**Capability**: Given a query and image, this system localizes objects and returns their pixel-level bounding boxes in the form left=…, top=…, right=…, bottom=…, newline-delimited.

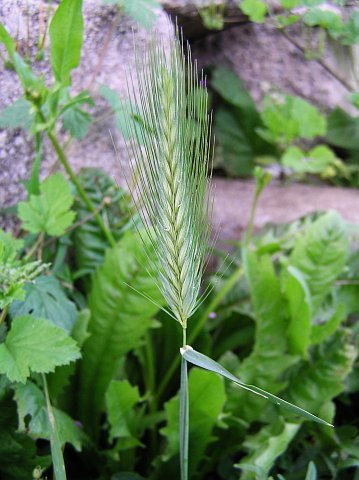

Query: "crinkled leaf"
left=18, top=172, right=76, bottom=236
left=79, top=231, right=163, bottom=435
left=49, top=0, right=83, bottom=85
left=14, top=381, right=85, bottom=451
left=286, top=329, right=356, bottom=418
left=161, top=368, right=226, bottom=477
left=0, top=97, right=34, bottom=131
left=289, top=211, right=348, bottom=316
left=0, top=315, right=80, bottom=383
left=240, top=249, right=295, bottom=399
left=9, top=275, right=78, bottom=333
left=105, top=380, right=141, bottom=442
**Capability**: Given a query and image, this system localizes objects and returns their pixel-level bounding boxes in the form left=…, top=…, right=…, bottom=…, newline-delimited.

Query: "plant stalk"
left=155, top=267, right=244, bottom=403
left=0, top=305, right=9, bottom=327
left=46, top=129, right=116, bottom=247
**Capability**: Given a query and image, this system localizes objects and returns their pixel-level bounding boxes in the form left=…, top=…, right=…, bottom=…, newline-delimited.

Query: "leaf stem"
left=155, top=267, right=244, bottom=403
left=42, top=374, right=67, bottom=480
left=0, top=305, right=9, bottom=327
left=46, top=128, right=116, bottom=247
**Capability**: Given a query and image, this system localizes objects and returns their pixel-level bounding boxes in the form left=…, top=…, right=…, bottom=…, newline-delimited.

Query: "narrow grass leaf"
left=181, top=347, right=333, bottom=427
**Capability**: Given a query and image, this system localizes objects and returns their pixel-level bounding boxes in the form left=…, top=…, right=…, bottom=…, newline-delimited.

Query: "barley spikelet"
left=126, top=35, right=213, bottom=328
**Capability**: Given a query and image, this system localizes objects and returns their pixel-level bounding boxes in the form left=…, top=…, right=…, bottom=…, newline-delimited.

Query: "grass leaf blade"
left=181, top=347, right=333, bottom=427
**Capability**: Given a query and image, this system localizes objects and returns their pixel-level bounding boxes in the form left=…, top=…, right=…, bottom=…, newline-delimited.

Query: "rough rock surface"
left=163, top=0, right=358, bottom=112
left=213, top=178, right=359, bottom=240
left=0, top=0, right=173, bottom=224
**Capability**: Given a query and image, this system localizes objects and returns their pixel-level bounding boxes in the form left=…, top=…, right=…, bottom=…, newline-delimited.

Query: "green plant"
left=124, top=35, right=333, bottom=480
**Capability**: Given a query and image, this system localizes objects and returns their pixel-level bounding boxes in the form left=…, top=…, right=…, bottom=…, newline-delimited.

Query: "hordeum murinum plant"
left=125, top=34, right=333, bottom=480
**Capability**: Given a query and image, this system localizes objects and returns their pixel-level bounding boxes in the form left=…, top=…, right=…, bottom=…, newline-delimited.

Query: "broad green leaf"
left=99, top=85, right=143, bottom=142
left=241, top=0, right=268, bottom=23
left=62, top=105, right=91, bottom=139
left=341, top=10, right=359, bottom=45
left=9, top=275, right=78, bottom=333
left=289, top=211, right=348, bottom=315
left=0, top=97, right=34, bottom=131
left=0, top=22, right=16, bottom=55
left=0, top=393, right=50, bottom=480
left=281, top=0, right=300, bottom=8
left=286, top=329, right=356, bottom=418
left=103, top=0, right=160, bottom=29
left=260, top=94, right=326, bottom=145
left=282, top=266, right=311, bottom=358
left=211, top=67, right=258, bottom=115
left=303, top=8, right=343, bottom=38
left=0, top=315, right=80, bottom=383
left=161, top=368, right=226, bottom=477
left=240, top=249, right=295, bottom=401
left=326, top=108, right=359, bottom=150
left=281, top=145, right=339, bottom=176
left=71, top=168, right=135, bottom=291
left=105, top=380, right=141, bottom=443
left=14, top=381, right=85, bottom=452
left=236, top=421, right=300, bottom=480
left=18, top=172, right=76, bottom=236
left=71, top=309, right=91, bottom=347
left=181, top=347, right=332, bottom=427
left=78, top=231, right=163, bottom=435
left=49, top=0, right=83, bottom=85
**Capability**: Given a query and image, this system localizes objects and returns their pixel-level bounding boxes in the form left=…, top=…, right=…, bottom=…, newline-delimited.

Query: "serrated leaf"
left=103, top=0, right=160, bottom=29
left=286, top=329, right=356, bottom=418
left=14, top=381, right=85, bottom=451
left=236, top=421, right=300, bottom=480
left=105, top=380, right=141, bottom=442
left=49, top=0, right=83, bottom=85
left=282, top=265, right=311, bottom=358
left=9, top=275, right=78, bottom=333
left=0, top=315, right=80, bottom=383
left=181, top=347, right=332, bottom=427
left=310, top=302, right=346, bottom=345
left=78, top=230, right=163, bottom=435
left=303, top=8, right=343, bottom=38
left=0, top=97, right=34, bottom=131
left=161, top=368, right=226, bottom=477
left=289, top=211, right=348, bottom=316
left=18, top=172, right=76, bottom=236
left=241, top=0, right=268, bottom=23
left=0, top=393, right=50, bottom=480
